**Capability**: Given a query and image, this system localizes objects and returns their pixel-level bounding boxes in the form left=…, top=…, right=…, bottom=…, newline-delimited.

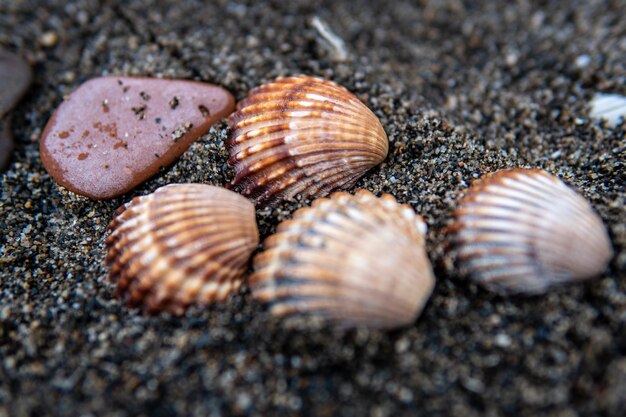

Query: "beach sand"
left=1, top=1, right=625, bottom=415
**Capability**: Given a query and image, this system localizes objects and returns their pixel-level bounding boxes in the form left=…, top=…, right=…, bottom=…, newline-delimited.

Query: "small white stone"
left=575, top=54, right=591, bottom=68
left=39, top=31, right=59, bottom=47
left=505, top=52, right=519, bottom=67
left=495, top=333, right=512, bottom=347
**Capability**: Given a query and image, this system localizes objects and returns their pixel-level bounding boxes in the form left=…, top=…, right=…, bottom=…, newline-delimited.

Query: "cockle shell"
left=105, top=184, right=259, bottom=314
left=449, top=168, right=613, bottom=294
left=250, top=189, right=435, bottom=329
left=226, top=75, right=389, bottom=206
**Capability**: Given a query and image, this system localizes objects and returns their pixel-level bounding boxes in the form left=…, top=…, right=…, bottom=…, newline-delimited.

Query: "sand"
left=1, top=0, right=625, bottom=416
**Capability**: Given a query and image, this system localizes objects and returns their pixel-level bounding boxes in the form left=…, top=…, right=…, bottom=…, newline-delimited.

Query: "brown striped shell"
left=226, top=75, right=388, bottom=206
left=250, top=189, right=435, bottom=329
left=449, top=168, right=613, bottom=294
left=105, top=184, right=259, bottom=314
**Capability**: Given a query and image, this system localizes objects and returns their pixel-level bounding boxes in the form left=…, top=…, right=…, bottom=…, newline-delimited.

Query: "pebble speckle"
left=1, top=1, right=625, bottom=416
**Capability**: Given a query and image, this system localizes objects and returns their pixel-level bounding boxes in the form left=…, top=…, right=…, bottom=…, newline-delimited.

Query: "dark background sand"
left=1, top=0, right=625, bottom=416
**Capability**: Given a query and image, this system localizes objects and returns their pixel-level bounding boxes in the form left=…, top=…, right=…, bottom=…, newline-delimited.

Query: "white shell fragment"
left=590, top=93, right=626, bottom=127
left=250, top=189, right=435, bottom=329
left=227, top=75, right=388, bottom=206
left=450, top=169, right=613, bottom=294
left=309, top=16, right=350, bottom=62
left=105, top=184, right=259, bottom=314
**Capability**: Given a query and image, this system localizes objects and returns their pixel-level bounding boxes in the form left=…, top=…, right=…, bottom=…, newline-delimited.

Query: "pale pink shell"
left=450, top=168, right=613, bottom=294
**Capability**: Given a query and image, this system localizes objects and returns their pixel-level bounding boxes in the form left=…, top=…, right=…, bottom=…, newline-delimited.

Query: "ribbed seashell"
left=105, top=184, right=259, bottom=314
left=250, top=189, right=435, bottom=329
left=590, top=93, right=626, bottom=127
left=226, top=75, right=388, bottom=206
left=449, top=168, right=613, bottom=294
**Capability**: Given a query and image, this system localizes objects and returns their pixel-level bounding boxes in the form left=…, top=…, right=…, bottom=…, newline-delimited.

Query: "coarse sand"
left=1, top=1, right=625, bottom=416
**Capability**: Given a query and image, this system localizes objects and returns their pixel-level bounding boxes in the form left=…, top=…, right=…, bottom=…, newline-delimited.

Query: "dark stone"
left=0, top=51, right=31, bottom=171
left=0, top=117, right=13, bottom=170
left=0, top=51, right=32, bottom=116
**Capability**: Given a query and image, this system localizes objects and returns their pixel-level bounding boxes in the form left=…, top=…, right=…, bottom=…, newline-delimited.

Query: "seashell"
left=105, top=184, right=259, bottom=314
left=250, top=189, right=435, bottom=329
left=226, top=75, right=388, bottom=206
left=589, top=93, right=626, bottom=127
left=449, top=168, right=613, bottom=294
